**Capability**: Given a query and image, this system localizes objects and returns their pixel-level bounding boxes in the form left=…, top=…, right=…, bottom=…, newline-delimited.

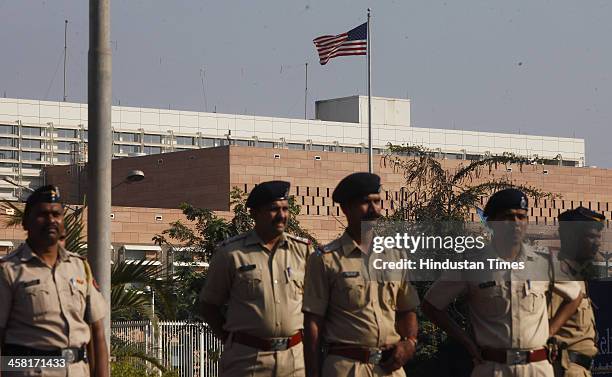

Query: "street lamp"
left=111, top=170, right=145, bottom=190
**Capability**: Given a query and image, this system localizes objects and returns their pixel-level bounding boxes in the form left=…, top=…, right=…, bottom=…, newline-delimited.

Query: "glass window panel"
left=21, top=139, right=42, bottom=149
left=0, top=125, right=14, bottom=135
left=56, top=154, right=72, bottom=163
left=0, top=150, right=16, bottom=159
left=176, top=136, right=194, bottom=146
left=258, top=141, right=274, bottom=148
left=21, top=127, right=41, bottom=136
left=144, top=146, right=161, bottom=155
left=201, top=138, right=215, bottom=147
left=144, top=134, right=162, bottom=144
left=288, top=143, right=305, bottom=150
left=22, top=152, right=42, bottom=160
left=0, top=138, right=15, bottom=147
left=57, top=129, right=77, bottom=138
left=310, top=144, right=324, bottom=151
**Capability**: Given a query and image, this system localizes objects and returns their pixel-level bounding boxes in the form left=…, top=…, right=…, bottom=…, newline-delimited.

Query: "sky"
left=1, top=0, right=611, bottom=167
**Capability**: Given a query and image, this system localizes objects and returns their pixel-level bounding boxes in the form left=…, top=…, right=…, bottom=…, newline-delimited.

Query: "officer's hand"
left=379, top=340, right=415, bottom=373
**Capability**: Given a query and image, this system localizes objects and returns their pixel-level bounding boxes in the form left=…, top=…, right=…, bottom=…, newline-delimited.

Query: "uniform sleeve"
left=0, top=265, right=12, bottom=328
left=87, top=280, right=108, bottom=324
left=396, top=280, right=420, bottom=312
left=553, top=280, right=582, bottom=301
left=199, top=249, right=232, bottom=306
left=424, top=270, right=468, bottom=310
left=302, top=253, right=329, bottom=316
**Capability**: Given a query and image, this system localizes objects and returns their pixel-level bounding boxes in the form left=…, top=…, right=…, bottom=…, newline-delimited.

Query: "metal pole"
left=88, top=0, right=112, bottom=351
left=304, top=62, right=308, bottom=120
left=63, top=20, right=68, bottom=102
left=367, top=9, right=373, bottom=173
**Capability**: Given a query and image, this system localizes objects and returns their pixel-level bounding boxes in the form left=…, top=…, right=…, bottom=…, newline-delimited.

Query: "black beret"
left=332, top=172, right=381, bottom=205
left=26, top=185, right=62, bottom=206
left=559, top=206, right=605, bottom=227
left=246, top=181, right=290, bottom=208
left=483, top=188, right=528, bottom=218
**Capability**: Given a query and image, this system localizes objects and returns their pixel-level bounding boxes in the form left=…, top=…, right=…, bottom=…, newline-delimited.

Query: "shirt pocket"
left=235, top=269, right=264, bottom=301
left=520, top=281, right=546, bottom=313
left=382, top=282, right=399, bottom=310
left=23, top=283, right=52, bottom=318
left=67, top=282, right=87, bottom=316
left=289, top=270, right=305, bottom=300
left=472, top=283, right=507, bottom=318
left=334, top=275, right=367, bottom=310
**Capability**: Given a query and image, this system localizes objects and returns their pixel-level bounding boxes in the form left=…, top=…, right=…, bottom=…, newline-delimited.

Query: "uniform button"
left=276, top=300, right=281, bottom=303
left=276, top=322, right=280, bottom=326
left=274, top=280, right=278, bottom=284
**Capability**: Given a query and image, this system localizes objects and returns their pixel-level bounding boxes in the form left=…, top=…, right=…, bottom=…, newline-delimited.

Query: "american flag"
left=313, top=23, right=367, bottom=65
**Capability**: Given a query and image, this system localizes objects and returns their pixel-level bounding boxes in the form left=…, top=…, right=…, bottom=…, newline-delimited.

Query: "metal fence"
left=112, top=321, right=223, bottom=377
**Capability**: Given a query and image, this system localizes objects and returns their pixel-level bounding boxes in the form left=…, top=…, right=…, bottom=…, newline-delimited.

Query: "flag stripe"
left=313, top=23, right=367, bottom=65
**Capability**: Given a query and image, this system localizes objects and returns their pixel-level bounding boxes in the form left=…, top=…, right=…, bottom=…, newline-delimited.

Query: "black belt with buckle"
left=567, top=350, right=594, bottom=370
left=2, top=343, right=87, bottom=364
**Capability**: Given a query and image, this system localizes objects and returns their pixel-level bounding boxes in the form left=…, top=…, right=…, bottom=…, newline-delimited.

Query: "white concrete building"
left=0, top=96, right=585, bottom=200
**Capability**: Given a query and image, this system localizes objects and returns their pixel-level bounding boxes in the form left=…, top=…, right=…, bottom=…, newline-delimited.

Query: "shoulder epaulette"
left=287, top=234, right=312, bottom=245
left=217, top=233, right=248, bottom=248
left=320, top=238, right=342, bottom=254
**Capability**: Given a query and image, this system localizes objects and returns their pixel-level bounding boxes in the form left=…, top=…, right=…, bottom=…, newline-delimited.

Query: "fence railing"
left=112, top=321, right=223, bottom=377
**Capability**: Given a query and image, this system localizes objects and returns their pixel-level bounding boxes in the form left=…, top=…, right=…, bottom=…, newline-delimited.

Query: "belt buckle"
left=506, top=350, right=527, bottom=365
left=368, top=350, right=383, bottom=365
left=61, top=348, right=76, bottom=364
left=270, top=338, right=289, bottom=351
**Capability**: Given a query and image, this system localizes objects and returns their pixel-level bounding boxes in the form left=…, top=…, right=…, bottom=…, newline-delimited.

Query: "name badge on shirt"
left=238, top=264, right=256, bottom=272
left=342, top=271, right=360, bottom=278
left=23, top=279, right=40, bottom=288
left=478, top=281, right=496, bottom=289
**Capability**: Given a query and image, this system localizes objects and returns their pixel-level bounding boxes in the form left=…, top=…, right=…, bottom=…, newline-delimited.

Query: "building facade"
left=0, top=96, right=585, bottom=200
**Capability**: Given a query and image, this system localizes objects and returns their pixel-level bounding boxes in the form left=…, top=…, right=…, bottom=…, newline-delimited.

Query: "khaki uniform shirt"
left=425, top=243, right=581, bottom=350
left=302, top=231, right=420, bottom=348
left=551, top=259, right=598, bottom=357
left=200, top=230, right=313, bottom=338
left=0, top=243, right=107, bottom=350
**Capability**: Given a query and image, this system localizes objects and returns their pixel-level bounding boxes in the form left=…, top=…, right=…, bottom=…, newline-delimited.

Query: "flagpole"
left=367, top=8, right=373, bottom=173
left=305, top=62, right=308, bottom=120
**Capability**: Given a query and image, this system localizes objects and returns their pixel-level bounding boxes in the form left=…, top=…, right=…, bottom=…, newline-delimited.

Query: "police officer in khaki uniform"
left=199, top=181, right=313, bottom=377
left=422, top=188, right=583, bottom=377
left=0, top=185, right=108, bottom=377
left=303, top=173, right=419, bottom=377
left=551, top=207, right=604, bottom=377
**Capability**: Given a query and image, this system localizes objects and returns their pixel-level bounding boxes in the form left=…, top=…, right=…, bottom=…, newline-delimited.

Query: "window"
left=343, top=146, right=358, bottom=153
left=57, top=129, right=77, bottom=138
left=0, top=150, right=16, bottom=159
left=114, top=132, right=139, bottom=142
left=201, top=138, right=215, bottom=147
left=0, top=138, right=15, bottom=147
left=21, top=139, right=42, bottom=149
left=323, top=145, right=337, bottom=152
left=56, top=141, right=75, bottom=151
left=21, top=164, right=38, bottom=169
left=310, top=144, right=324, bottom=151
left=258, top=141, right=274, bottom=148
left=288, top=143, right=305, bottom=150
left=120, top=145, right=140, bottom=154
left=124, top=250, right=146, bottom=260
left=0, top=162, right=15, bottom=168
left=144, top=146, right=161, bottom=155
left=143, top=134, right=162, bottom=144
left=216, top=138, right=231, bottom=146
left=56, top=154, right=72, bottom=163
left=21, top=152, right=42, bottom=161
left=21, top=127, right=41, bottom=137
left=81, top=130, right=88, bottom=141
left=234, top=139, right=250, bottom=147
left=0, top=125, right=14, bottom=135
left=176, top=136, right=194, bottom=146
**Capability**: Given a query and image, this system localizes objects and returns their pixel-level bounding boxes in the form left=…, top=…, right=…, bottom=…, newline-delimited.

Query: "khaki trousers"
left=321, top=354, right=406, bottom=377
left=219, top=339, right=305, bottom=377
left=471, top=360, right=553, bottom=377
